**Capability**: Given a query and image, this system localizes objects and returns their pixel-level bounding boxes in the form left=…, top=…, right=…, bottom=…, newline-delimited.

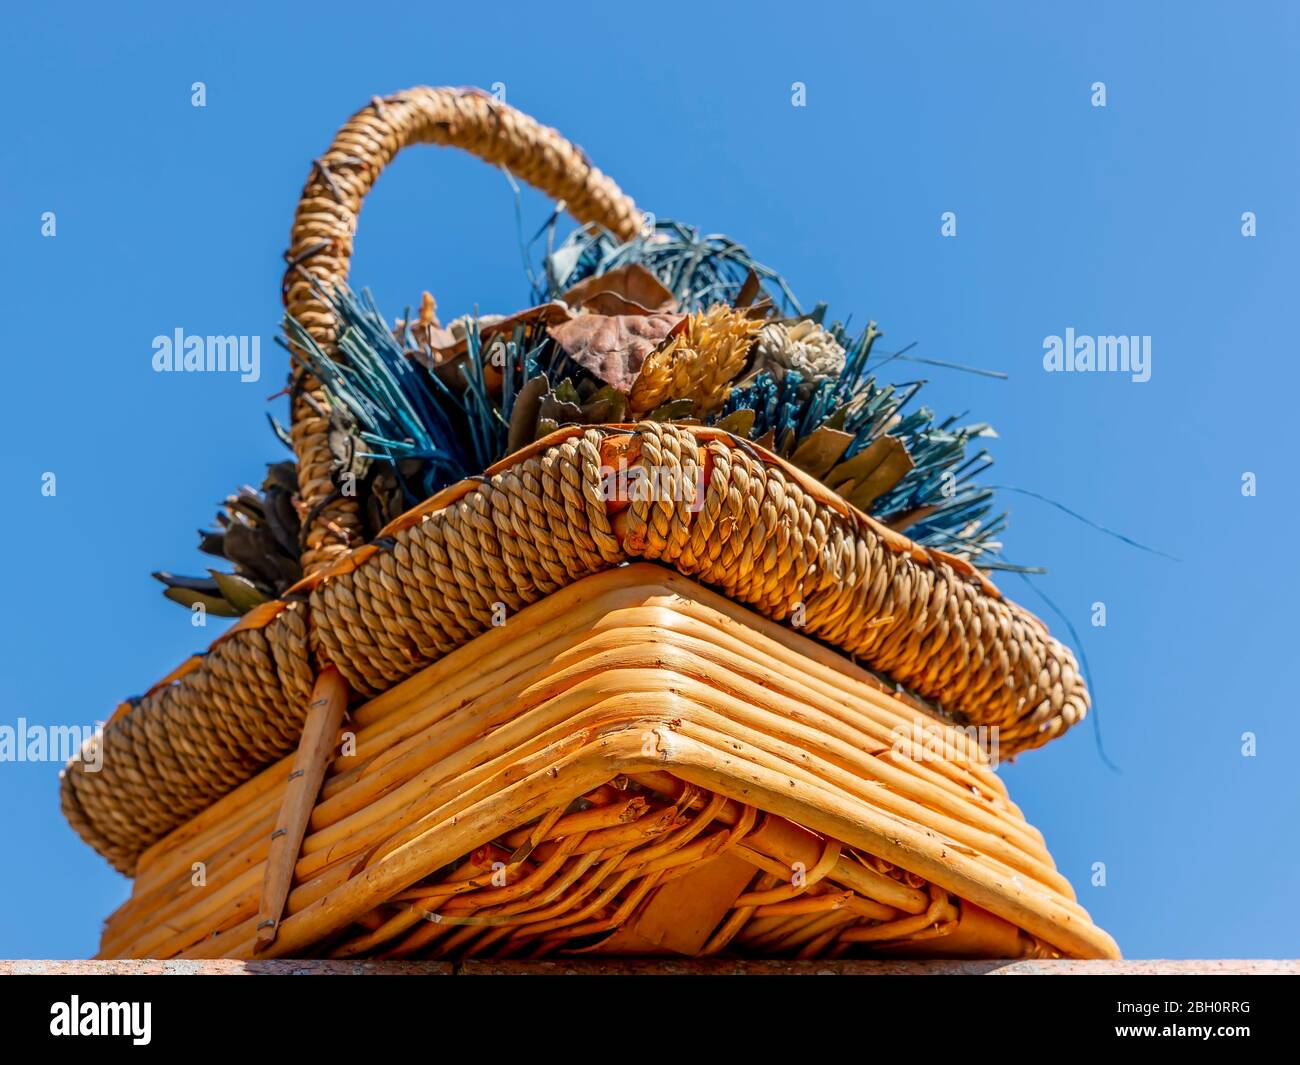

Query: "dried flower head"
left=629, top=304, right=761, bottom=416
left=751, top=318, right=846, bottom=394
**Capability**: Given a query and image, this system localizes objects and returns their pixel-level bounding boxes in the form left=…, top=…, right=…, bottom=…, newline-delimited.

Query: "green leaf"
left=162, top=587, right=243, bottom=618
left=648, top=399, right=695, bottom=421
left=580, top=385, right=628, bottom=424
left=210, top=570, right=271, bottom=612
left=537, top=389, right=584, bottom=428
left=715, top=409, right=756, bottom=438
left=553, top=377, right=581, bottom=405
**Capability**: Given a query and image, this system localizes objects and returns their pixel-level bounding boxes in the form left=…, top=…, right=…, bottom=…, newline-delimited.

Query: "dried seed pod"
left=629, top=305, right=761, bottom=416
left=749, top=318, right=846, bottom=394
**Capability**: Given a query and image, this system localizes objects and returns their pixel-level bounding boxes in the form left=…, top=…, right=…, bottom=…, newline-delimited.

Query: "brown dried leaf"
left=409, top=302, right=572, bottom=373
left=561, top=264, right=676, bottom=315
left=548, top=311, right=683, bottom=392
left=506, top=376, right=550, bottom=454
left=826, top=436, right=914, bottom=513
left=789, top=427, right=854, bottom=480
left=734, top=269, right=761, bottom=309
left=882, top=504, right=940, bottom=533
left=394, top=292, right=457, bottom=352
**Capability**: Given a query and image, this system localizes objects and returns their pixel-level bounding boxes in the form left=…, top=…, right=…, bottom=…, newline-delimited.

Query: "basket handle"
left=284, top=86, right=642, bottom=575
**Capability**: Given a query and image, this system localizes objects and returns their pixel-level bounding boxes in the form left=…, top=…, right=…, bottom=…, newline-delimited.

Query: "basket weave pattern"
left=94, top=568, right=1115, bottom=961
left=63, top=422, right=1087, bottom=874
left=285, top=87, right=641, bottom=574
left=60, top=606, right=312, bottom=873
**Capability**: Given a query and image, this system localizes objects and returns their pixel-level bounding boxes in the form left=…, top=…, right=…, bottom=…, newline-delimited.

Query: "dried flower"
left=629, top=305, right=761, bottom=416
left=750, top=319, right=846, bottom=394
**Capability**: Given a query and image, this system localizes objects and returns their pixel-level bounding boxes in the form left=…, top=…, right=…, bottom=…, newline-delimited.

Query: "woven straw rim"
left=62, top=423, right=1089, bottom=875
left=109, top=423, right=1056, bottom=720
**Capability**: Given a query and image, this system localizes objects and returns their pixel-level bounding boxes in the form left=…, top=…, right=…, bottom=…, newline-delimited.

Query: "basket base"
left=97, top=564, right=1118, bottom=961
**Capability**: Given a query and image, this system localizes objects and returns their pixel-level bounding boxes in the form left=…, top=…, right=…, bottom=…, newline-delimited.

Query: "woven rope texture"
left=284, top=87, right=641, bottom=574
left=62, top=424, right=1088, bottom=874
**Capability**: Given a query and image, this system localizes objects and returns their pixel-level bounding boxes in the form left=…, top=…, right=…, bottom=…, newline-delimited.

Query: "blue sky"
left=2, top=1, right=1297, bottom=959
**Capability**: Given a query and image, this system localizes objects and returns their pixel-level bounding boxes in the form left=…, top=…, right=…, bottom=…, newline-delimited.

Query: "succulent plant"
left=153, top=462, right=303, bottom=616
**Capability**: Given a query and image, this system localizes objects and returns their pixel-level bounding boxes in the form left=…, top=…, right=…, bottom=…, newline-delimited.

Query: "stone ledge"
left=3, top=959, right=1295, bottom=976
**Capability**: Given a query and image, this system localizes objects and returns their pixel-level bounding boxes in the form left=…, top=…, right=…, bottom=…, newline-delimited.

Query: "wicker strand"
left=60, top=606, right=314, bottom=873
left=284, top=87, right=641, bottom=575
left=61, top=425, right=1087, bottom=873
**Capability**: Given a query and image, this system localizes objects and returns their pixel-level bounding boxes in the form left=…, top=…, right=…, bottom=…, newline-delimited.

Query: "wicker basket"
left=63, top=87, right=1114, bottom=961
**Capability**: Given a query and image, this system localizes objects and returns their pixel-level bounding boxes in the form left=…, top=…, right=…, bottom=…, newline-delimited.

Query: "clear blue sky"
left=2, top=1, right=1297, bottom=960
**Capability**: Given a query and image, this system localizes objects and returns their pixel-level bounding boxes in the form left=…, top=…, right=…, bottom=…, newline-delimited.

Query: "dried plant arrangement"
left=159, top=220, right=1007, bottom=615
